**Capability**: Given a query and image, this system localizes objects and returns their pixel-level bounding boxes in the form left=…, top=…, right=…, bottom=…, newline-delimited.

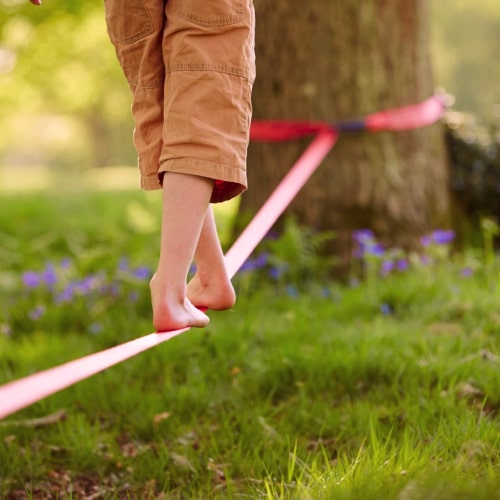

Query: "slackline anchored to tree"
left=0, top=94, right=446, bottom=419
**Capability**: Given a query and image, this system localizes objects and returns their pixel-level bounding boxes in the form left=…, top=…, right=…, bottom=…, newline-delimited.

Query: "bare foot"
left=150, top=274, right=210, bottom=332
left=187, top=271, right=236, bottom=311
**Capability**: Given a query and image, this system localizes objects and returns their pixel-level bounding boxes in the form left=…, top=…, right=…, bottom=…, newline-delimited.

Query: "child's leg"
left=187, top=206, right=236, bottom=311
left=150, top=172, right=213, bottom=332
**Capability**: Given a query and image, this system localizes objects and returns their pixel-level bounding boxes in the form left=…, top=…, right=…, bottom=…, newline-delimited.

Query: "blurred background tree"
left=242, top=0, right=450, bottom=274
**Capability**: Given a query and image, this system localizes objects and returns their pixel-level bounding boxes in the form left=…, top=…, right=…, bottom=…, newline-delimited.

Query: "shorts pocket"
left=174, top=0, right=245, bottom=27
left=104, top=0, right=154, bottom=44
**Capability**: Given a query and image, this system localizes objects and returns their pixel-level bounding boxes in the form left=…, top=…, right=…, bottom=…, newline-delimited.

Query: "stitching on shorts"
left=165, top=63, right=253, bottom=79
left=122, top=27, right=154, bottom=45
left=129, top=72, right=165, bottom=89
left=178, top=13, right=244, bottom=28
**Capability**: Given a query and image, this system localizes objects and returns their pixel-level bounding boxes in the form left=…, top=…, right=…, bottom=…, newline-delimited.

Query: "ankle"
left=150, top=273, right=186, bottom=303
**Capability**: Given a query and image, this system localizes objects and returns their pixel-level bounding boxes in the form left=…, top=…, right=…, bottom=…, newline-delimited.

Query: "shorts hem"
left=159, top=158, right=247, bottom=203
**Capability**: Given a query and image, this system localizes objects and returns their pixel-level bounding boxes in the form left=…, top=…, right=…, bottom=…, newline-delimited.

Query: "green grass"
left=0, top=186, right=499, bottom=498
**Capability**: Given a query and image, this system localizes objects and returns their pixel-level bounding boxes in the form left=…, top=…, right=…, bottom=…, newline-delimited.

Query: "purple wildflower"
left=421, top=229, right=455, bottom=247
left=352, top=229, right=375, bottom=244
left=41, top=263, right=58, bottom=288
left=380, top=303, right=393, bottom=315
left=255, top=252, right=269, bottom=267
left=55, top=285, right=74, bottom=304
left=396, top=259, right=409, bottom=272
left=118, top=258, right=129, bottom=271
left=77, top=276, right=99, bottom=294
left=269, top=267, right=282, bottom=280
left=460, top=267, right=474, bottom=278
left=420, top=235, right=433, bottom=247
left=60, top=258, right=72, bottom=269
left=89, top=323, right=103, bottom=335
left=365, top=243, right=385, bottom=257
left=239, top=259, right=255, bottom=273
left=128, top=291, right=139, bottom=302
left=381, top=260, right=394, bottom=276
left=133, top=266, right=151, bottom=280
left=432, top=230, right=455, bottom=245
left=1, top=323, right=12, bottom=337
left=352, top=229, right=385, bottom=258
left=265, top=229, right=280, bottom=240
left=28, top=305, right=46, bottom=320
left=240, top=253, right=269, bottom=273
left=286, top=285, right=299, bottom=297
left=22, top=271, right=40, bottom=288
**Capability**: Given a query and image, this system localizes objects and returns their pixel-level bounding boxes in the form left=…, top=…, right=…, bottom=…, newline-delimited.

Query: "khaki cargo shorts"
left=104, top=0, right=256, bottom=203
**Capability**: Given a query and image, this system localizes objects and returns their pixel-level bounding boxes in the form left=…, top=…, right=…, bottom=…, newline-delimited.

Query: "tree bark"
left=239, top=0, right=451, bottom=275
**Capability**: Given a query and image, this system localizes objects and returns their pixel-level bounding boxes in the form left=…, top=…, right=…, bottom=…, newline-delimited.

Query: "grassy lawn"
left=0, top=176, right=499, bottom=498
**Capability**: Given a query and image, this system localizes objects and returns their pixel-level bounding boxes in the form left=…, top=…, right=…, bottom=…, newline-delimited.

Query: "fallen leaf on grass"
left=120, top=441, right=151, bottom=458
left=153, top=411, right=172, bottom=426
left=456, top=382, right=498, bottom=416
left=207, top=458, right=230, bottom=489
left=207, top=458, right=231, bottom=476
left=479, top=349, right=499, bottom=362
left=176, top=430, right=199, bottom=448
left=456, top=381, right=485, bottom=399
left=170, top=452, right=196, bottom=472
left=143, top=479, right=164, bottom=499
left=121, top=442, right=138, bottom=458
left=0, top=409, right=66, bottom=428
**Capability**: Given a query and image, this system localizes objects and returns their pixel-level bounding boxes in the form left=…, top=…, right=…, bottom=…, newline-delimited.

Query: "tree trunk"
left=239, top=0, right=451, bottom=275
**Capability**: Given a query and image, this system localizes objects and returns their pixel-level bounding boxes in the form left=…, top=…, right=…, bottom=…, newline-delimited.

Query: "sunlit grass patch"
left=0, top=189, right=499, bottom=498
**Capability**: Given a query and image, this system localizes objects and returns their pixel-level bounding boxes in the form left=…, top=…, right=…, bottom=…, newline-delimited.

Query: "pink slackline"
left=0, top=95, right=445, bottom=419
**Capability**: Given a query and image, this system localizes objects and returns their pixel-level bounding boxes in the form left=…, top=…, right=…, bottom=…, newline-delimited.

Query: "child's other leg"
left=150, top=172, right=213, bottom=332
left=187, top=206, right=235, bottom=311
